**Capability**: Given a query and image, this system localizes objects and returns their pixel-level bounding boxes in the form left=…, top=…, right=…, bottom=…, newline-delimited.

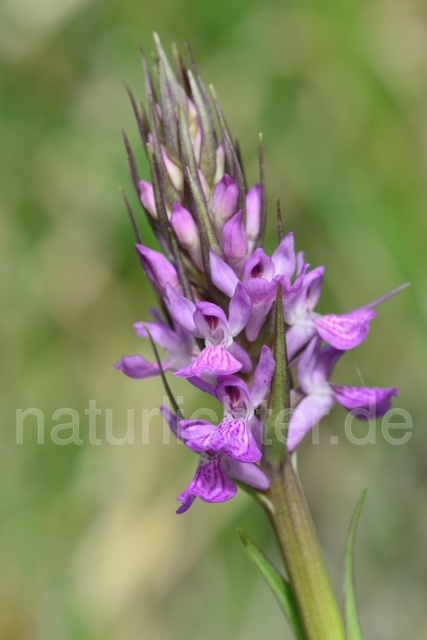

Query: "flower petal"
left=314, top=309, right=376, bottom=350
left=136, top=244, right=181, bottom=295
left=209, top=250, right=239, bottom=298
left=177, top=452, right=237, bottom=513
left=251, top=345, right=276, bottom=407
left=222, top=211, right=248, bottom=275
left=164, top=284, right=198, bottom=335
left=271, top=232, right=296, bottom=279
left=160, top=405, right=182, bottom=440
left=228, top=342, right=253, bottom=373
left=331, top=385, right=398, bottom=418
left=297, top=336, right=343, bottom=394
left=225, top=459, right=270, bottom=491
left=179, top=420, right=217, bottom=451
left=243, top=277, right=280, bottom=343
left=243, top=276, right=279, bottom=305
left=284, top=266, right=324, bottom=324
left=286, top=321, right=317, bottom=361
left=215, top=376, right=251, bottom=413
left=138, top=181, right=157, bottom=218
left=211, top=174, right=239, bottom=224
left=170, top=202, right=203, bottom=270
left=228, top=283, right=252, bottom=336
left=244, top=248, right=275, bottom=283
left=134, top=320, right=179, bottom=352
left=194, top=302, right=230, bottom=345
left=246, top=184, right=262, bottom=251
left=209, top=417, right=262, bottom=462
left=174, top=346, right=242, bottom=377
left=114, top=354, right=160, bottom=379
left=287, top=392, right=335, bottom=451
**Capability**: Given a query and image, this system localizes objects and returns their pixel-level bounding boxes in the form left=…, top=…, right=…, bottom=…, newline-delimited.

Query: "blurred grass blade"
left=237, top=529, right=306, bottom=640
left=344, top=488, right=367, bottom=640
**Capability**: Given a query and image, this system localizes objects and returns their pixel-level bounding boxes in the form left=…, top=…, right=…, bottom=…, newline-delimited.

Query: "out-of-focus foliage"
left=1, top=0, right=426, bottom=638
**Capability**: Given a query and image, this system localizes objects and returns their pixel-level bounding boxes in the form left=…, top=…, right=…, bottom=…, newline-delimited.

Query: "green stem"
left=264, top=458, right=345, bottom=640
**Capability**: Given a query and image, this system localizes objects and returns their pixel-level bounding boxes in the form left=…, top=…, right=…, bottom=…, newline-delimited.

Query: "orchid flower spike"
left=116, top=34, right=407, bottom=518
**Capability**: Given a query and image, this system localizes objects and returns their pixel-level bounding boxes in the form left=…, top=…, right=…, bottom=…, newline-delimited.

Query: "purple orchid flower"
left=172, top=283, right=253, bottom=378
left=115, top=309, right=197, bottom=379
left=160, top=406, right=270, bottom=513
left=179, top=346, right=275, bottom=463
left=210, top=232, right=304, bottom=341
left=283, top=264, right=377, bottom=360
left=287, top=336, right=398, bottom=451
left=284, top=273, right=410, bottom=360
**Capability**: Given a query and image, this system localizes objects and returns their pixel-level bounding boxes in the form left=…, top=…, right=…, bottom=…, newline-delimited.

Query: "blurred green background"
left=1, top=0, right=426, bottom=638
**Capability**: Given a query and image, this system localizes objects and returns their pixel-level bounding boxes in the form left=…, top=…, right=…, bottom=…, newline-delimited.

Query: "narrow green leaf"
left=344, top=488, right=367, bottom=640
left=263, top=284, right=290, bottom=469
left=237, top=529, right=306, bottom=640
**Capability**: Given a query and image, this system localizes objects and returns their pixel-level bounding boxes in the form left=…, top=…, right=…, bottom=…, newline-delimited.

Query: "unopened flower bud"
left=161, top=148, right=184, bottom=192
left=210, top=174, right=239, bottom=239
left=214, top=142, right=225, bottom=185
left=138, top=181, right=157, bottom=219
left=246, top=184, right=262, bottom=253
left=136, top=244, right=181, bottom=294
left=222, top=211, right=248, bottom=276
left=170, top=202, right=204, bottom=271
